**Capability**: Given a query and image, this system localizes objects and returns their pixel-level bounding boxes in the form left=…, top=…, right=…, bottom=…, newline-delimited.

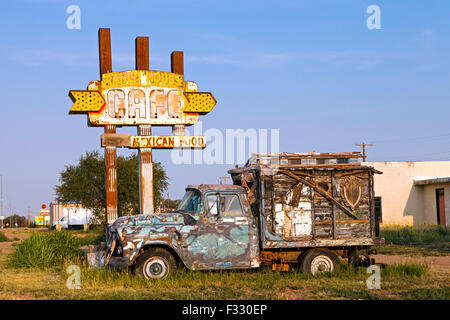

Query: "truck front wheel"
left=135, top=248, right=177, bottom=279
left=301, top=249, right=340, bottom=275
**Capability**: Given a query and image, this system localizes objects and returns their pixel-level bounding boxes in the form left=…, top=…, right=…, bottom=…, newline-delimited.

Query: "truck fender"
left=134, top=241, right=185, bottom=268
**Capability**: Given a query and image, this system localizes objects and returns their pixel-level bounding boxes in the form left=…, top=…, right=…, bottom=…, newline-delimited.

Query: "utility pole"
left=28, top=206, right=30, bottom=226
left=9, top=201, right=11, bottom=228
left=0, top=175, right=3, bottom=229
left=355, top=142, right=373, bottom=162
left=167, top=192, right=170, bottom=209
left=218, top=176, right=229, bottom=185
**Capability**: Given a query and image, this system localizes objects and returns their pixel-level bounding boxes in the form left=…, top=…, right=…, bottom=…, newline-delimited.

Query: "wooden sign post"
left=135, top=37, right=153, bottom=215
left=99, top=28, right=118, bottom=225
left=69, top=28, right=216, bottom=225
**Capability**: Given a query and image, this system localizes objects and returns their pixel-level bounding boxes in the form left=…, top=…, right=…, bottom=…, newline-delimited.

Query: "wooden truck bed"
left=229, top=154, right=384, bottom=250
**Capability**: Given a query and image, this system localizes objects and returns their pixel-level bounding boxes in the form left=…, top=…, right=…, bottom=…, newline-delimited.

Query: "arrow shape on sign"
left=183, top=92, right=217, bottom=114
left=69, top=90, right=106, bottom=114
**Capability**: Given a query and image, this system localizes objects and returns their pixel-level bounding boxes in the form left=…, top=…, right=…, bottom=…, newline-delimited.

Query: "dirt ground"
left=0, top=228, right=47, bottom=255
left=372, top=254, right=450, bottom=274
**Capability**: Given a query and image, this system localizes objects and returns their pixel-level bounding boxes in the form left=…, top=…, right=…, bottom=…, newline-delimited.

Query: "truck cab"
left=106, top=184, right=260, bottom=279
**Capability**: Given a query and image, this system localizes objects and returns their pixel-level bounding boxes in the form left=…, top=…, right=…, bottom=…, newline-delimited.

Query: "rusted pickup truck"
left=105, top=152, right=384, bottom=279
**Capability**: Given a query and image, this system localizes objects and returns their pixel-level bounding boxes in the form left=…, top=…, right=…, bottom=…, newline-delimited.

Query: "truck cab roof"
left=186, top=184, right=246, bottom=193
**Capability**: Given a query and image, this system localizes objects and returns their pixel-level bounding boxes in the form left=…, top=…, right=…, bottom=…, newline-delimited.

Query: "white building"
left=364, top=161, right=450, bottom=226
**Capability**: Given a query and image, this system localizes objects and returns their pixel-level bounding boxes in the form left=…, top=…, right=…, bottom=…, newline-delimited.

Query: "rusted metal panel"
left=101, top=133, right=131, bottom=147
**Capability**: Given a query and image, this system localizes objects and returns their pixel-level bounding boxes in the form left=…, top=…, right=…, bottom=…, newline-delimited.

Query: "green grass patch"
left=381, top=225, right=450, bottom=245
left=75, top=233, right=105, bottom=246
left=402, top=286, right=450, bottom=300
left=382, top=263, right=429, bottom=277
left=0, top=232, right=10, bottom=242
left=8, top=231, right=82, bottom=269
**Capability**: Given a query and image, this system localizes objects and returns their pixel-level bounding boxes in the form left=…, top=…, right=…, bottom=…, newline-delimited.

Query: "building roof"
left=249, top=152, right=362, bottom=159
left=413, top=176, right=450, bottom=185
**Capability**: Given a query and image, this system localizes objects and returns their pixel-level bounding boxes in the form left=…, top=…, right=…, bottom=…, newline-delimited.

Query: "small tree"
left=3, top=215, right=27, bottom=228
left=55, top=151, right=169, bottom=223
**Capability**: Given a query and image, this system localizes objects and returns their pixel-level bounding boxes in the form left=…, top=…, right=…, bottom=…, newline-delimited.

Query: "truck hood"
left=111, top=210, right=197, bottom=228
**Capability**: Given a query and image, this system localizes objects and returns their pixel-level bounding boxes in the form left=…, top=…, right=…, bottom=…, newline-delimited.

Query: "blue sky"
left=0, top=0, right=449, bottom=218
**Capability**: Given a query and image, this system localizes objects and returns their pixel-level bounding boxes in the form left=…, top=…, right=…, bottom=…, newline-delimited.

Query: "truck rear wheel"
left=301, top=249, right=340, bottom=275
left=135, top=248, right=177, bottom=279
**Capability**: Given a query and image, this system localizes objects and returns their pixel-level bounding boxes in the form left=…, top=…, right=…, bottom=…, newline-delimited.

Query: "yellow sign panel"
left=69, top=90, right=105, bottom=113
left=183, top=92, right=217, bottom=114
left=69, top=70, right=216, bottom=126
left=130, top=135, right=206, bottom=149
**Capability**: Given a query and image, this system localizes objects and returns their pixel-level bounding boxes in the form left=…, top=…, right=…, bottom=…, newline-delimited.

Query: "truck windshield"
left=177, top=190, right=204, bottom=214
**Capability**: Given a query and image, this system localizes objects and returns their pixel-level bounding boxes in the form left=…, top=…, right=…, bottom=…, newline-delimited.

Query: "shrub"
left=8, top=231, right=82, bottom=269
left=0, top=231, right=10, bottom=242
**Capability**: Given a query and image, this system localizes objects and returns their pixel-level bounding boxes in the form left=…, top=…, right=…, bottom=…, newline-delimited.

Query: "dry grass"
left=0, top=227, right=448, bottom=300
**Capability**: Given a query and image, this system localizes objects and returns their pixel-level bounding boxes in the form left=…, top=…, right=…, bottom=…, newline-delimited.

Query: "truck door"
left=183, top=192, right=255, bottom=269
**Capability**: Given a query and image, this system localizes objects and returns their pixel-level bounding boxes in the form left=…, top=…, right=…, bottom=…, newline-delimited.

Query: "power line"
left=371, top=133, right=450, bottom=144
left=377, top=149, right=450, bottom=160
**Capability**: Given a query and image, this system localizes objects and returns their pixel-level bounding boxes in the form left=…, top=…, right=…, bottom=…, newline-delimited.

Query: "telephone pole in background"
left=218, top=176, right=229, bottom=185
left=1, top=175, right=3, bottom=229
left=356, top=142, right=373, bottom=162
left=9, top=200, right=11, bottom=228
left=28, top=206, right=30, bottom=226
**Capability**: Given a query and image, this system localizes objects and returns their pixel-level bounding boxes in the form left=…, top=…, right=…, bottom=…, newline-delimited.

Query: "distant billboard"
left=35, top=215, right=50, bottom=226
